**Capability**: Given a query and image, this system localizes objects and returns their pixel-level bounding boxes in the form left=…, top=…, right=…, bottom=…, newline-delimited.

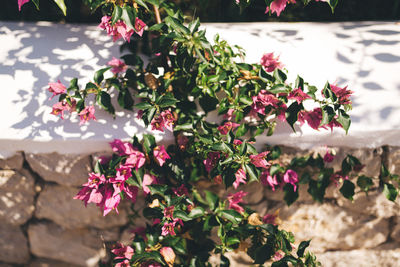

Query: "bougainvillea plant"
left=18, top=0, right=400, bottom=266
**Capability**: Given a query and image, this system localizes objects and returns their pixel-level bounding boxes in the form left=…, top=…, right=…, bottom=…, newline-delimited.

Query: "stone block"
left=388, top=146, right=400, bottom=176
left=0, top=152, right=24, bottom=170
left=35, top=184, right=129, bottom=229
left=0, top=169, right=35, bottom=225
left=277, top=202, right=389, bottom=253
left=0, top=223, right=30, bottom=264
left=28, top=222, right=106, bottom=267
left=337, top=190, right=399, bottom=218
left=29, top=258, right=81, bottom=267
left=26, top=152, right=92, bottom=187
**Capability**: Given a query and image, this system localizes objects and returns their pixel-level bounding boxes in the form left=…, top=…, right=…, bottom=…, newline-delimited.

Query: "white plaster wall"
left=1, top=21, right=400, bottom=157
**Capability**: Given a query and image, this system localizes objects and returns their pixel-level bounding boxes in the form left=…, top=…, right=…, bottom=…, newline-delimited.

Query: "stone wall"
left=1, top=146, right=400, bottom=266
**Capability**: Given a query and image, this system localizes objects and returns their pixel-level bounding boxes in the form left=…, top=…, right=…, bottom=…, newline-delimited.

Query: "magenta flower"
left=172, top=184, right=189, bottom=197
left=163, top=206, right=175, bottom=219
left=112, top=243, right=134, bottom=260
left=251, top=90, right=280, bottom=115
left=250, top=151, right=270, bottom=169
left=265, top=0, right=296, bottom=17
left=114, top=165, right=133, bottom=181
left=260, top=170, right=279, bottom=191
left=223, top=108, right=236, bottom=121
left=262, top=213, right=277, bottom=225
left=103, top=185, right=121, bottom=216
left=142, top=174, right=157, bottom=195
left=233, top=168, right=247, bottom=189
left=109, top=139, right=137, bottom=156
left=299, top=108, right=323, bottom=130
left=161, top=110, right=176, bottom=132
left=218, top=121, right=240, bottom=135
left=48, top=80, right=66, bottom=100
left=330, top=172, right=349, bottom=187
left=330, top=84, right=353, bottom=105
left=203, top=152, right=220, bottom=173
left=108, top=57, right=127, bottom=74
left=283, top=169, right=299, bottom=191
left=18, top=0, right=30, bottom=11
left=260, top=52, right=283, bottom=72
left=227, top=190, right=248, bottom=213
left=135, top=18, right=147, bottom=37
left=74, top=172, right=106, bottom=206
left=50, top=99, right=75, bottom=119
left=323, top=149, right=335, bottom=163
left=78, top=105, right=96, bottom=125
left=161, top=222, right=176, bottom=236
left=125, top=151, right=146, bottom=170
left=115, top=260, right=130, bottom=267
left=288, top=87, right=311, bottom=104
left=153, top=145, right=171, bottom=166
left=98, top=16, right=134, bottom=42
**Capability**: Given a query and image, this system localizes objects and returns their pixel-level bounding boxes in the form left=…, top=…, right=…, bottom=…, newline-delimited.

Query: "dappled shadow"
left=0, top=21, right=159, bottom=145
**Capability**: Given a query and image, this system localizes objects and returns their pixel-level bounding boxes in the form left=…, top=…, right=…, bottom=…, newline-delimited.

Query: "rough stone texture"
left=0, top=169, right=35, bottom=225
left=29, top=258, right=81, bottom=267
left=388, top=146, right=400, bottom=176
left=337, top=190, right=399, bottom=218
left=28, top=222, right=106, bottom=267
left=35, top=184, right=129, bottom=229
left=316, top=243, right=400, bottom=267
left=0, top=223, right=30, bottom=264
left=26, top=153, right=92, bottom=187
left=277, top=202, right=389, bottom=253
left=390, top=217, right=400, bottom=242
left=0, top=152, right=24, bottom=170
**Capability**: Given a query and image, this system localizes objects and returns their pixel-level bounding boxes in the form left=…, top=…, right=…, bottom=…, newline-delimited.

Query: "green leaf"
left=212, top=142, right=232, bottom=154
left=147, top=184, right=168, bottom=196
left=220, top=210, right=242, bottom=224
left=383, top=183, right=398, bottom=202
left=157, top=95, right=178, bottom=108
left=245, top=164, right=258, bottom=183
left=142, top=134, right=156, bottom=154
left=94, top=67, right=110, bottom=84
left=165, top=16, right=190, bottom=35
left=188, top=207, right=205, bottom=218
left=135, top=102, right=152, bottom=110
left=340, top=180, right=355, bottom=200
left=53, top=0, right=66, bottom=16
left=111, top=5, right=123, bottom=25
left=98, top=91, right=115, bottom=114
left=118, top=90, right=134, bottom=110
left=226, top=237, right=240, bottom=246
left=328, top=0, right=339, bottom=12
left=174, top=210, right=192, bottom=221
left=337, top=109, right=351, bottom=133
left=121, top=6, right=136, bottom=30
left=31, top=0, right=40, bottom=9
left=94, top=160, right=104, bottom=174
left=320, top=105, right=335, bottom=126
left=135, top=0, right=150, bottom=10
left=235, top=123, right=248, bottom=137
left=205, top=191, right=219, bottom=211
left=146, top=107, right=157, bottom=124
left=273, top=68, right=287, bottom=83
left=285, top=102, right=303, bottom=131
left=269, top=84, right=290, bottom=94
left=297, top=240, right=311, bottom=257
left=283, top=184, right=299, bottom=206
left=259, top=67, right=274, bottom=83
left=199, top=94, right=218, bottom=113
left=295, top=75, right=304, bottom=90
left=357, top=175, right=374, bottom=192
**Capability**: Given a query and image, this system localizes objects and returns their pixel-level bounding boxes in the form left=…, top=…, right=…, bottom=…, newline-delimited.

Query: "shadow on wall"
left=0, top=22, right=159, bottom=142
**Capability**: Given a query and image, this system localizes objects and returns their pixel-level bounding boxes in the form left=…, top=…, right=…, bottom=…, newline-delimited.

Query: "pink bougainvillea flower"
left=273, top=251, right=284, bottom=261
left=108, top=57, right=127, bottom=74
left=48, top=80, right=66, bottom=100
left=250, top=151, right=270, bottom=169
left=78, top=105, right=96, bottom=125
left=18, top=0, right=30, bottom=11
left=161, top=222, right=176, bottom=236
left=233, top=168, right=247, bottom=189
left=233, top=139, right=243, bottom=146
left=330, top=84, right=353, bottom=105
left=163, top=206, right=175, bottom=219
left=161, top=110, right=176, bottom=131
left=260, top=170, right=279, bottom=191
left=50, top=99, right=75, bottom=120
left=74, top=172, right=106, bottom=206
left=277, top=103, right=287, bottom=122
left=265, top=0, right=296, bottom=17
left=172, top=184, right=189, bottom=197
left=223, top=108, right=236, bottom=121
left=262, top=213, right=278, bottom=225
left=114, top=165, right=133, bottom=181
left=135, top=17, right=147, bottom=37
left=125, top=150, right=146, bottom=170
left=103, top=185, right=121, bottom=216
left=151, top=114, right=164, bottom=131
left=115, top=260, right=130, bottom=267
left=283, top=169, right=299, bottom=191
left=153, top=145, right=171, bottom=166
left=288, top=87, right=311, bottom=104
left=141, top=262, right=162, bottom=267
left=330, top=172, right=349, bottom=187
left=251, top=90, right=281, bottom=116
left=227, top=190, right=248, bottom=213
left=300, top=108, right=323, bottom=130
left=98, top=16, right=134, bottom=42
left=218, top=121, right=240, bottom=135
left=177, top=134, right=189, bottom=151
left=214, top=175, right=223, bottom=184
left=160, top=247, right=175, bottom=267
left=203, top=152, right=220, bottom=173
left=112, top=243, right=134, bottom=260
left=260, top=52, right=284, bottom=72
left=109, top=139, right=138, bottom=156
left=142, top=174, right=157, bottom=195
left=323, top=148, right=335, bottom=163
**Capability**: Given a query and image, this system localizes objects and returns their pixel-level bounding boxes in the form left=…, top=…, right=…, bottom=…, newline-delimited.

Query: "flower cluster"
left=99, top=16, right=146, bottom=42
